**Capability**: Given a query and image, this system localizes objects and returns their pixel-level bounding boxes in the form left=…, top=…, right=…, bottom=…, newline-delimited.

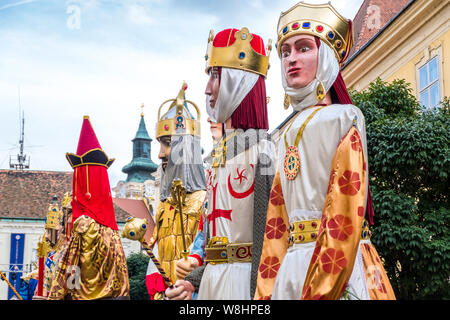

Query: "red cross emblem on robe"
left=207, top=183, right=232, bottom=237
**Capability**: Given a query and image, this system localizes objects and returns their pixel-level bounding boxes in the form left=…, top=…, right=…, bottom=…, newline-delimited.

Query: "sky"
left=0, top=0, right=364, bottom=188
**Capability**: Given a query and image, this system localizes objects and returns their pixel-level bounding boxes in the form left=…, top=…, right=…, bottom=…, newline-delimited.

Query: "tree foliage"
left=126, top=253, right=150, bottom=300
left=349, top=78, right=450, bottom=299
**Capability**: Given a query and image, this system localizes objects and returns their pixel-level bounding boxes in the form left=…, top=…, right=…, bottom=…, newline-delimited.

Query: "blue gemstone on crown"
left=239, top=52, right=245, bottom=59
left=130, top=231, right=135, bottom=236
left=142, top=224, right=146, bottom=229
left=341, top=50, right=346, bottom=58
left=302, top=22, right=311, bottom=29
left=283, top=26, right=288, bottom=34
left=328, top=31, right=335, bottom=39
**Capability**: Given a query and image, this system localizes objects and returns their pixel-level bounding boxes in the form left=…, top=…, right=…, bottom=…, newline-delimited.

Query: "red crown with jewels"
left=205, top=27, right=272, bottom=77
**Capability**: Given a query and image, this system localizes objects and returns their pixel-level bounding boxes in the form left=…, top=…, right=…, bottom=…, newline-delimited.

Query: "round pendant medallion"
left=284, top=145, right=300, bottom=180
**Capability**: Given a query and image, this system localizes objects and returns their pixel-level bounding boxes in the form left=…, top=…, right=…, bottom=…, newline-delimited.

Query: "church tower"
left=114, top=105, right=158, bottom=200
left=122, top=105, right=158, bottom=183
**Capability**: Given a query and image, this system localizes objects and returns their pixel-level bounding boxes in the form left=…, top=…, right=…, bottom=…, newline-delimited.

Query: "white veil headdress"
left=281, top=39, right=339, bottom=111
left=206, top=67, right=259, bottom=123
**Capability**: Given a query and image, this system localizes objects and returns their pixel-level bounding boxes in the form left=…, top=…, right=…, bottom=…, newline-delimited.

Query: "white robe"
left=271, top=104, right=371, bottom=300
left=198, top=136, right=276, bottom=300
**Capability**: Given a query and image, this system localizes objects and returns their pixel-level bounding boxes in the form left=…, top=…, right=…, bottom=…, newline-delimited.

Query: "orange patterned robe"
left=255, top=104, right=395, bottom=300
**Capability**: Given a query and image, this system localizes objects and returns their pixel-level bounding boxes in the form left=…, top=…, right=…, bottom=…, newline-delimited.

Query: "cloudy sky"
left=0, top=0, right=364, bottom=188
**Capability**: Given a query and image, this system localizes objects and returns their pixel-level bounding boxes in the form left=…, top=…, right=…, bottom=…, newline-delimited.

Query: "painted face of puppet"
left=207, top=117, right=223, bottom=144
left=205, top=67, right=220, bottom=109
left=280, top=34, right=319, bottom=89
left=158, top=135, right=171, bottom=171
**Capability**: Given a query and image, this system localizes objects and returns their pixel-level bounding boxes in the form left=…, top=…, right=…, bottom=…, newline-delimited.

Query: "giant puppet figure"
left=255, top=2, right=396, bottom=300
left=166, top=118, right=224, bottom=300
left=166, top=27, right=276, bottom=300
left=145, top=83, right=207, bottom=299
left=48, top=116, right=130, bottom=300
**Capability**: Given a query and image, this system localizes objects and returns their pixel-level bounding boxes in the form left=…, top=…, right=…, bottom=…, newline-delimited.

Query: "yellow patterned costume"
left=48, top=215, right=129, bottom=300
left=151, top=190, right=206, bottom=283
left=146, top=82, right=207, bottom=298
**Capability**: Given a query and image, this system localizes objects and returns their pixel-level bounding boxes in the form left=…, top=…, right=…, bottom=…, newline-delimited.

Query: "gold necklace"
left=211, top=131, right=238, bottom=169
left=283, top=105, right=328, bottom=180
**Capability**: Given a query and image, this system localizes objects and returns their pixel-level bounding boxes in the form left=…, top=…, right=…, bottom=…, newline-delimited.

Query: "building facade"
left=0, top=169, right=152, bottom=300
left=342, top=0, right=449, bottom=109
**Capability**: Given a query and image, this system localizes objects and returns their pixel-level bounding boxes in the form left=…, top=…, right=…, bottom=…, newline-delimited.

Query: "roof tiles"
left=0, top=169, right=141, bottom=223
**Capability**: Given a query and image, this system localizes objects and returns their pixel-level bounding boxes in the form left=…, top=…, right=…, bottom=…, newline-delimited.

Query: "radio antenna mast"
left=9, top=86, right=30, bottom=170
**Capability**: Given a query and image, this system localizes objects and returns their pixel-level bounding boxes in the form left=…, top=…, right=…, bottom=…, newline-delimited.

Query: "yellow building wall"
left=343, top=0, right=449, bottom=103
left=385, top=55, right=420, bottom=97
left=385, top=29, right=449, bottom=100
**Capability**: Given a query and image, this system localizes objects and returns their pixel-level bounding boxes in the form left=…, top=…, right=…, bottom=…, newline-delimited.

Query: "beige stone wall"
left=385, top=30, right=449, bottom=100
left=343, top=0, right=449, bottom=102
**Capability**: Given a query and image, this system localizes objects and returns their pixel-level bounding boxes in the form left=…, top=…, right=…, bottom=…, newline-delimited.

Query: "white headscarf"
left=206, top=67, right=259, bottom=123
left=282, top=39, right=339, bottom=111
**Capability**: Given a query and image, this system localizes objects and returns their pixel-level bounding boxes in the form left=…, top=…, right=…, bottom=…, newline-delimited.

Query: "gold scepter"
left=0, top=270, right=22, bottom=300
left=121, top=217, right=172, bottom=288
left=169, top=178, right=189, bottom=260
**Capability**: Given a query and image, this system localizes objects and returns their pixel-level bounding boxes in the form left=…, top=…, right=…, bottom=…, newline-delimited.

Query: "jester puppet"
left=254, top=2, right=395, bottom=300
left=48, top=116, right=129, bottom=300
left=166, top=27, right=276, bottom=300
left=145, top=83, right=207, bottom=299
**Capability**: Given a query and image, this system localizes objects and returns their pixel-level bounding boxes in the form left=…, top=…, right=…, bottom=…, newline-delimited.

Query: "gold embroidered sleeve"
left=302, top=127, right=366, bottom=300
left=254, top=171, right=290, bottom=300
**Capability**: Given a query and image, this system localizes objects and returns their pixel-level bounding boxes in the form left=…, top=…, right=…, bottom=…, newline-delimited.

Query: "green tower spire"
left=122, top=106, right=158, bottom=182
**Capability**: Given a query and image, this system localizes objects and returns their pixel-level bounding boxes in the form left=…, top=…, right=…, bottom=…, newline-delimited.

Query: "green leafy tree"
left=126, top=253, right=150, bottom=300
left=350, top=78, right=450, bottom=299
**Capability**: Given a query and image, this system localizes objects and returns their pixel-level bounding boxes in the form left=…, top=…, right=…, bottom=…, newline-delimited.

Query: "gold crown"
left=277, top=2, right=353, bottom=64
left=45, top=202, right=61, bottom=230
left=62, top=192, right=72, bottom=209
left=205, top=27, right=272, bottom=77
left=156, top=81, right=201, bottom=138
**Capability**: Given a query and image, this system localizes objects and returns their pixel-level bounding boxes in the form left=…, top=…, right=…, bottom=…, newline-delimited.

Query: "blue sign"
left=45, top=252, right=55, bottom=269
left=8, top=233, right=25, bottom=300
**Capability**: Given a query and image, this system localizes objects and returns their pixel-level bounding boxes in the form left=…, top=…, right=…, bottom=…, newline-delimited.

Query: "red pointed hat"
left=76, top=116, right=101, bottom=155
left=66, top=116, right=118, bottom=230
left=66, top=116, right=115, bottom=169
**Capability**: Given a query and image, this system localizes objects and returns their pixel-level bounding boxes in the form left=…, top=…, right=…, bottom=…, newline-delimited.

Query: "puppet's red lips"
left=287, top=67, right=301, bottom=74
